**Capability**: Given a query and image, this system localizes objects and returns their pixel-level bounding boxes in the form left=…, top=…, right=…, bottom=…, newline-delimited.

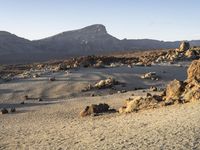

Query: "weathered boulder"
left=187, top=59, right=200, bottom=82
left=183, top=80, right=200, bottom=102
left=80, top=103, right=110, bottom=117
left=179, top=41, right=190, bottom=52
left=183, top=59, right=200, bottom=102
left=164, top=79, right=185, bottom=102
left=119, top=95, right=161, bottom=113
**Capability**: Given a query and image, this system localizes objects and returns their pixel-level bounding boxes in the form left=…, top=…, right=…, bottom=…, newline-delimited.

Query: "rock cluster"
left=163, top=59, right=200, bottom=104
left=94, top=78, right=119, bottom=89
left=155, top=42, right=200, bottom=63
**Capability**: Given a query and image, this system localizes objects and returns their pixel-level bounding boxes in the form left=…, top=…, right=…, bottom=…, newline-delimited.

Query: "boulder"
left=165, top=79, right=185, bottom=102
left=119, top=96, right=160, bottom=113
left=185, top=50, right=196, bottom=59
left=179, top=41, right=190, bottom=52
left=80, top=103, right=110, bottom=117
left=187, top=59, right=200, bottom=82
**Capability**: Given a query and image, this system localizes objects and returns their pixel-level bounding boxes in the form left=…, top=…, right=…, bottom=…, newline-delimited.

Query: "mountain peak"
left=80, top=24, right=107, bottom=34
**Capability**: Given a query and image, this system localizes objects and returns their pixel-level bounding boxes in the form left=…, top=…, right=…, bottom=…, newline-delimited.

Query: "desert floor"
left=1, top=61, right=200, bottom=150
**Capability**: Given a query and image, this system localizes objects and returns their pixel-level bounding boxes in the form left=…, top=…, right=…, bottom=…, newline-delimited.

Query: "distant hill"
left=0, top=24, right=200, bottom=64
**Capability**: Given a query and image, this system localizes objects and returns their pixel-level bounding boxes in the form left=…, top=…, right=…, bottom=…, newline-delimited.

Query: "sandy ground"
left=0, top=63, right=188, bottom=105
left=1, top=62, right=199, bottom=149
left=1, top=94, right=200, bottom=150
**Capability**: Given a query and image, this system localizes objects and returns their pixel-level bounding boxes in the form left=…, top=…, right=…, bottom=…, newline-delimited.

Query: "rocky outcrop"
left=164, top=79, right=185, bottom=102
left=163, top=59, right=200, bottom=104
left=187, top=59, right=200, bottom=81
left=119, top=95, right=163, bottom=113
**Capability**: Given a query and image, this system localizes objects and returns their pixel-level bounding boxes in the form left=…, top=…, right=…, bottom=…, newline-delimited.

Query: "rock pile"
left=155, top=42, right=200, bottom=63
left=163, top=59, right=200, bottom=104
left=94, top=78, right=119, bottom=89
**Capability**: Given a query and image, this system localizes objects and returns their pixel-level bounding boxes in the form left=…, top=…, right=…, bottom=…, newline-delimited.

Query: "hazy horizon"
left=0, top=0, right=200, bottom=41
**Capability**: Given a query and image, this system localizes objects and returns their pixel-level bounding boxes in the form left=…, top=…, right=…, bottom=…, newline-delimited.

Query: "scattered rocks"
left=80, top=103, right=112, bottom=117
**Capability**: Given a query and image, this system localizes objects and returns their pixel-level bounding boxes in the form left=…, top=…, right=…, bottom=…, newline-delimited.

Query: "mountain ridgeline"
left=0, top=24, right=200, bottom=64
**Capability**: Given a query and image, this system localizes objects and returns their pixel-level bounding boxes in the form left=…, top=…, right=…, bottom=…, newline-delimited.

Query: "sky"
left=0, top=0, right=200, bottom=41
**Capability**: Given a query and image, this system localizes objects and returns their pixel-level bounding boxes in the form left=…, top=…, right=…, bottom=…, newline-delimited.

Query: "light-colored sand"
left=1, top=62, right=199, bottom=149
left=1, top=94, right=200, bottom=150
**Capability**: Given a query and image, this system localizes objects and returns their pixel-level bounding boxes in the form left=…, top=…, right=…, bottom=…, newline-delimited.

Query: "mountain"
left=33, top=24, right=122, bottom=55
left=0, top=24, right=200, bottom=64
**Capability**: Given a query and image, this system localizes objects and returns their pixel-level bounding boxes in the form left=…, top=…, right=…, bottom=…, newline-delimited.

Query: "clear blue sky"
left=0, top=0, right=199, bottom=41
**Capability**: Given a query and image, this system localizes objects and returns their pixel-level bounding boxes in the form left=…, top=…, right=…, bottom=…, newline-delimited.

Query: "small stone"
left=10, top=108, right=16, bottom=113
left=146, top=93, right=152, bottom=97
left=24, top=95, right=29, bottom=100
left=20, top=101, right=25, bottom=104
left=1, top=108, right=8, bottom=114
left=38, top=98, right=43, bottom=102
left=49, top=77, right=56, bottom=81
left=150, top=86, right=157, bottom=92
